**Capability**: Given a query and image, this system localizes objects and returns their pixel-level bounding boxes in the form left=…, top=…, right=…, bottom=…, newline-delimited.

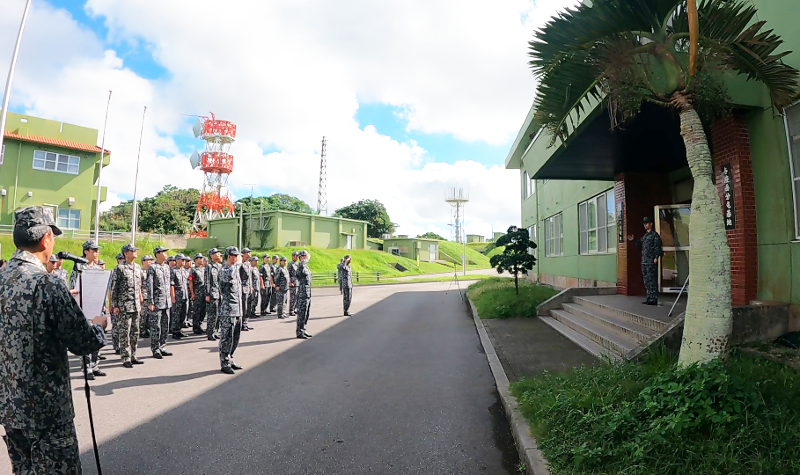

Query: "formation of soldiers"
left=57, top=240, right=319, bottom=375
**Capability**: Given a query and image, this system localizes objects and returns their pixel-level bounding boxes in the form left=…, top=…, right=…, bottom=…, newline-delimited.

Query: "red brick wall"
left=711, top=114, right=758, bottom=306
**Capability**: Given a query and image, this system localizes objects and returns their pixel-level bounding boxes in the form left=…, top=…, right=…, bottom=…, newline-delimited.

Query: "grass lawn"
left=511, top=347, right=800, bottom=475
left=382, top=274, right=495, bottom=284
left=485, top=245, right=505, bottom=259
left=466, top=277, right=558, bottom=319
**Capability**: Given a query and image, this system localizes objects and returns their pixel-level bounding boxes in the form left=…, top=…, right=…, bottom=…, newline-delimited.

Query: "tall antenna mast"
left=445, top=187, right=469, bottom=276
left=317, top=136, right=328, bottom=216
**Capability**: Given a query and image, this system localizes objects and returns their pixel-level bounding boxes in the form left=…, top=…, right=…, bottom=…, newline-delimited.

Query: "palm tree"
left=528, top=0, right=798, bottom=365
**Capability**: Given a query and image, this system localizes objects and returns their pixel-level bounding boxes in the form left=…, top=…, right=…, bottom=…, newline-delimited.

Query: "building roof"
left=3, top=130, right=109, bottom=155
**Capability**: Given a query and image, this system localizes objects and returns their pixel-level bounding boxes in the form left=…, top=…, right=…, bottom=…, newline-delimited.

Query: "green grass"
left=437, top=240, right=492, bottom=270
left=485, top=245, right=505, bottom=259
left=466, top=277, right=558, bottom=319
left=383, top=274, right=495, bottom=284
left=511, top=347, right=800, bottom=475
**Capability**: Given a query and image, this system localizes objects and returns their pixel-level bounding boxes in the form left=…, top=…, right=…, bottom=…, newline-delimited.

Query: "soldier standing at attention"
left=268, top=254, right=280, bottom=313
left=140, top=255, right=154, bottom=339
left=70, top=239, right=106, bottom=380
left=110, top=244, right=145, bottom=368
left=248, top=255, right=260, bottom=321
left=219, top=246, right=244, bottom=374
left=337, top=257, right=345, bottom=295
left=627, top=216, right=664, bottom=306
left=146, top=246, right=174, bottom=359
left=295, top=250, right=314, bottom=339
left=0, top=207, right=108, bottom=474
left=239, top=248, right=254, bottom=331
left=182, top=257, right=193, bottom=328
left=274, top=256, right=290, bottom=319
left=46, top=254, right=58, bottom=273
left=288, top=252, right=299, bottom=316
left=48, top=255, right=69, bottom=284
left=170, top=255, right=189, bottom=339
left=189, top=253, right=207, bottom=335
left=342, top=255, right=355, bottom=316
left=259, top=254, right=273, bottom=316
left=205, top=248, right=223, bottom=340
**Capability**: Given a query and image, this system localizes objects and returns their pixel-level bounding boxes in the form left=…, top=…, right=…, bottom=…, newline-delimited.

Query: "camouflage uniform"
left=70, top=257, right=103, bottom=374
left=0, top=243, right=105, bottom=474
left=139, top=257, right=153, bottom=338
left=205, top=258, right=222, bottom=339
left=146, top=255, right=173, bottom=355
left=239, top=254, right=252, bottom=328
left=342, top=261, right=354, bottom=315
left=110, top=255, right=144, bottom=363
left=52, top=267, right=68, bottom=284
left=288, top=256, right=299, bottom=316
left=248, top=260, right=260, bottom=319
left=274, top=261, right=290, bottom=318
left=219, top=255, right=243, bottom=370
left=259, top=259, right=273, bottom=315
left=190, top=258, right=207, bottom=333
left=337, top=260, right=344, bottom=294
left=268, top=257, right=280, bottom=312
left=296, top=256, right=313, bottom=338
left=170, top=259, right=189, bottom=336
left=639, top=230, right=664, bottom=304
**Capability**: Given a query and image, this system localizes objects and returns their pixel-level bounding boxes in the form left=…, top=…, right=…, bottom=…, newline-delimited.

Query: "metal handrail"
left=317, top=271, right=382, bottom=283
left=0, top=224, right=162, bottom=243
left=668, top=276, right=689, bottom=318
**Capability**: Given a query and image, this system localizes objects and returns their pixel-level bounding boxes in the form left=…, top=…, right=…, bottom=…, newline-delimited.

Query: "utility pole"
left=0, top=0, right=32, bottom=171
left=243, top=183, right=255, bottom=248
left=130, top=106, right=147, bottom=246
left=317, top=136, right=327, bottom=216
left=94, top=90, right=112, bottom=241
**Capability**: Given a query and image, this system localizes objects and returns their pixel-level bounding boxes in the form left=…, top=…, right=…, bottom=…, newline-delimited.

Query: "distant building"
left=1, top=111, right=110, bottom=231
left=383, top=236, right=439, bottom=262
left=491, top=232, right=504, bottom=242
left=466, top=234, right=484, bottom=243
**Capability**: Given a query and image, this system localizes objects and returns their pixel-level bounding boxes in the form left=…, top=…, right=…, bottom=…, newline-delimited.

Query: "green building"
left=383, top=236, right=439, bottom=262
left=506, top=0, right=800, bottom=308
left=466, top=234, right=484, bottom=243
left=1, top=111, right=109, bottom=230
left=190, top=210, right=369, bottom=250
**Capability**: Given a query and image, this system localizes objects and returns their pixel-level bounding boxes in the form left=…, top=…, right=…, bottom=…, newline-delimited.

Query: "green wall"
left=208, top=218, right=239, bottom=248
left=383, top=238, right=438, bottom=262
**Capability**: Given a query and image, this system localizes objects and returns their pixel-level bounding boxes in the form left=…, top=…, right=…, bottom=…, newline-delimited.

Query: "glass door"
left=655, top=205, right=691, bottom=293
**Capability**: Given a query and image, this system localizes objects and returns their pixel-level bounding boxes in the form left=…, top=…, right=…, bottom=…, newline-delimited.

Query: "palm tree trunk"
left=677, top=105, right=732, bottom=366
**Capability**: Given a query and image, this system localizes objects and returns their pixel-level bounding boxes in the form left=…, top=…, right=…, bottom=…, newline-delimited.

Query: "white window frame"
left=522, top=171, right=529, bottom=199
left=784, top=101, right=800, bottom=239
left=57, top=208, right=81, bottom=230
left=528, top=224, right=537, bottom=256
left=544, top=214, right=562, bottom=257
left=32, top=149, right=80, bottom=175
left=1, top=144, right=4, bottom=165
left=579, top=190, right=617, bottom=255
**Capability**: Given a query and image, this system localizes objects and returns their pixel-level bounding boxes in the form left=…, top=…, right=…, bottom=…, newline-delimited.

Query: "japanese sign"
left=721, top=164, right=736, bottom=230
left=617, top=206, right=624, bottom=243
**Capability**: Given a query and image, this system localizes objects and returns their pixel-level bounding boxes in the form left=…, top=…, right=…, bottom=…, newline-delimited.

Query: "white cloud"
left=1, top=0, right=578, bottom=239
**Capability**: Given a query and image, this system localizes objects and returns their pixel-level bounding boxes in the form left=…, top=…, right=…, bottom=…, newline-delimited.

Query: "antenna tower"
left=189, top=112, right=237, bottom=237
left=317, top=136, right=328, bottom=215
left=445, top=187, right=469, bottom=243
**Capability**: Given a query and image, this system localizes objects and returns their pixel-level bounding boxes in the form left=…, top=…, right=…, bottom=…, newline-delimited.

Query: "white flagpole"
left=0, top=0, right=32, bottom=168
left=94, top=90, right=112, bottom=240
left=131, top=106, right=147, bottom=246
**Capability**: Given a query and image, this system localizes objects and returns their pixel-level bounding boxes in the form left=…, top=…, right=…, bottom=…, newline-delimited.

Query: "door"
left=429, top=244, right=437, bottom=262
left=346, top=235, right=353, bottom=250
left=655, top=205, right=691, bottom=292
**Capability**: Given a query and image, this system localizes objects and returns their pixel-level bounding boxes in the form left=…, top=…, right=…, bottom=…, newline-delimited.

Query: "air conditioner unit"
left=287, top=240, right=306, bottom=247
left=381, top=234, right=392, bottom=240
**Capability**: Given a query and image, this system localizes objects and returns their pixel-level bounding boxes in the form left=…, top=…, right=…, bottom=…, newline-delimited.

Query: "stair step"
left=540, top=316, right=621, bottom=362
left=562, top=303, right=655, bottom=344
left=572, top=296, right=669, bottom=332
left=550, top=309, right=637, bottom=357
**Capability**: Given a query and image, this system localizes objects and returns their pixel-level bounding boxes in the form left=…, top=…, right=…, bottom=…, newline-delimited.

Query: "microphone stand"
left=79, top=272, right=103, bottom=475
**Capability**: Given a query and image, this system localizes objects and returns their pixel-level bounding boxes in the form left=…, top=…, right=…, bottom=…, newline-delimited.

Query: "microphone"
left=57, top=251, right=89, bottom=265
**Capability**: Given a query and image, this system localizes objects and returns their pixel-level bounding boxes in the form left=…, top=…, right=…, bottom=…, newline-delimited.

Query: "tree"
left=334, top=199, right=395, bottom=238
left=490, top=226, right=537, bottom=295
left=99, top=185, right=200, bottom=234
left=529, top=0, right=798, bottom=365
left=417, top=232, right=446, bottom=240
left=236, top=194, right=314, bottom=214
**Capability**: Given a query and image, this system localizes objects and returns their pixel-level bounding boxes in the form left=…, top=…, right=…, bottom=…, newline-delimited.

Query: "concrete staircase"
left=540, top=295, right=679, bottom=361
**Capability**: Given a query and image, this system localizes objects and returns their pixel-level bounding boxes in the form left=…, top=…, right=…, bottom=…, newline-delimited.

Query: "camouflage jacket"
left=259, top=263, right=272, bottom=287
left=250, top=264, right=261, bottom=290
left=189, top=266, right=206, bottom=299
left=288, top=261, right=299, bottom=285
left=0, top=250, right=105, bottom=430
left=341, top=264, right=353, bottom=288
left=110, top=261, right=143, bottom=314
left=219, top=262, right=242, bottom=316
left=171, top=267, right=188, bottom=301
left=270, top=263, right=280, bottom=286
left=146, top=262, right=172, bottom=310
left=274, top=266, right=290, bottom=290
left=205, top=262, right=221, bottom=300
left=239, top=262, right=252, bottom=294
left=52, top=268, right=68, bottom=285
left=297, top=261, right=312, bottom=297
left=639, top=231, right=664, bottom=263
left=140, top=267, right=149, bottom=304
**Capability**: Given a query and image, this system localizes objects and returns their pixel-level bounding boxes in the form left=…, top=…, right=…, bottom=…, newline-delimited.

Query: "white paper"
left=79, top=269, right=112, bottom=321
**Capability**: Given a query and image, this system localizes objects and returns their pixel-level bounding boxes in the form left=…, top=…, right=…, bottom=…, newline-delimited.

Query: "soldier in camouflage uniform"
left=70, top=239, right=106, bottom=379
left=628, top=216, right=664, bottom=305
left=342, top=254, right=355, bottom=316
left=268, top=254, right=280, bottom=312
left=337, top=258, right=344, bottom=295
left=190, top=253, right=207, bottom=335
left=288, top=251, right=299, bottom=316
left=110, top=243, right=145, bottom=368
left=110, top=252, right=126, bottom=354
left=170, top=254, right=189, bottom=339
left=140, top=255, right=154, bottom=338
left=248, top=256, right=261, bottom=320
left=296, top=250, right=314, bottom=339
left=146, top=246, right=174, bottom=358
left=47, top=254, right=69, bottom=284
left=182, top=257, right=193, bottom=328
left=0, top=206, right=108, bottom=474
left=205, top=248, right=223, bottom=340
left=239, top=248, right=254, bottom=331
left=219, top=246, right=244, bottom=374
left=259, top=254, right=273, bottom=315
left=274, top=256, right=290, bottom=318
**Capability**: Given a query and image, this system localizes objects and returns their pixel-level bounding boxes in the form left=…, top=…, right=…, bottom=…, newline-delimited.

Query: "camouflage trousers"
left=150, top=308, right=171, bottom=353
left=260, top=287, right=272, bottom=314
left=240, top=292, right=251, bottom=325
left=3, top=423, right=81, bottom=475
left=296, top=292, right=311, bottom=336
left=192, top=296, right=207, bottom=333
left=275, top=289, right=287, bottom=317
left=139, top=308, right=150, bottom=337
left=218, top=314, right=242, bottom=368
left=170, top=299, right=187, bottom=334
left=110, top=313, right=120, bottom=351
left=117, top=311, right=140, bottom=362
left=248, top=292, right=258, bottom=319
left=269, top=286, right=278, bottom=312
left=289, top=286, right=298, bottom=315
left=206, top=298, right=220, bottom=338
left=642, top=263, right=659, bottom=303
left=343, top=285, right=353, bottom=314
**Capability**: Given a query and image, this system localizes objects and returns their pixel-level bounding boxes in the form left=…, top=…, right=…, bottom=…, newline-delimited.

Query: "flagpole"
left=131, top=106, right=146, bottom=246
left=0, top=0, right=32, bottom=170
left=94, top=90, right=112, bottom=240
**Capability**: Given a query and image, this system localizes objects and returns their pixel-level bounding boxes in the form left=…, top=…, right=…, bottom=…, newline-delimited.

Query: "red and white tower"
left=190, top=112, right=237, bottom=237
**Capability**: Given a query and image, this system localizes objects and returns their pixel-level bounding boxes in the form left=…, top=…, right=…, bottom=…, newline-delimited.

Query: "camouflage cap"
left=249, top=256, right=258, bottom=261
left=167, top=256, right=175, bottom=262
left=344, top=254, right=351, bottom=260
left=272, top=254, right=279, bottom=259
left=279, top=256, right=287, bottom=262
left=263, top=254, right=270, bottom=260
left=291, top=251, right=298, bottom=256
left=225, top=246, right=241, bottom=256
left=122, top=243, right=139, bottom=253
left=14, top=206, right=63, bottom=236
left=175, top=254, right=188, bottom=261
left=241, top=247, right=251, bottom=254
left=153, top=245, right=169, bottom=254
left=194, top=253, right=204, bottom=260
left=48, top=254, right=58, bottom=262
left=115, top=253, right=124, bottom=261
left=141, top=255, right=155, bottom=262
left=208, top=247, right=221, bottom=256
left=297, top=250, right=309, bottom=257
left=98, top=260, right=106, bottom=266
left=82, top=239, right=100, bottom=251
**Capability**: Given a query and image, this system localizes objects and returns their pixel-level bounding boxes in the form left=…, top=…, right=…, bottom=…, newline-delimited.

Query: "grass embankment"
left=466, top=277, right=557, bottom=319
left=511, top=347, right=800, bottom=475
left=383, top=274, right=494, bottom=284
left=485, top=245, right=505, bottom=259
left=438, top=240, right=492, bottom=271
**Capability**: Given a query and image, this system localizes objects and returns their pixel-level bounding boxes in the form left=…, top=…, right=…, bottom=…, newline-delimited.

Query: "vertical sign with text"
left=722, top=163, right=736, bottom=230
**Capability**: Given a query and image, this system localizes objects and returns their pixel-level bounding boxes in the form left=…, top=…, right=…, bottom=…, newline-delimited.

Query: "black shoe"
left=344, top=312, right=354, bottom=316
left=114, top=349, right=121, bottom=355
left=152, top=352, right=163, bottom=359
left=171, top=333, right=183, bottom=340
left=93, top=369, right=107, bottom=377
left=193, top=330, right=204, bottom=335
left=131, top=358, right=144, bottom=365
left=161, top=350, right=173, bottom=356
left=86, top=372, right=95, bottom=380
left=179, top=332, right=189, bottom=337
left=242, top=326, right=250, bottom=331
left=231, top=363, right=243, bottom=370
left=303, top=332, right=314, bottom=338
left=98, top=355, right=107, bottom=360
left=214, top=334, right=220, bottom=340
left=123, top=361, right=133, bottom=368
left=207, top=336, right=216, bottom=341
left=221, top=366, right=235, bottom=375
left=182, top=323, right=190, bottom=329
left=296, top=334, right=309, bottom=340
left=647, top=301, right=658, bottom=306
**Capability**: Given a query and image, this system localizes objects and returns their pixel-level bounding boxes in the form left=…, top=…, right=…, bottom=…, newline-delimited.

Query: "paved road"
left=392, top=267, right=509, bottom=282
left=0, top=282, right=518, bottom=474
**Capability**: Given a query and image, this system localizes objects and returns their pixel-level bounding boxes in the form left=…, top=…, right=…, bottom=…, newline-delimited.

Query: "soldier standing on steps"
left=342, top=254, right=355, bottom=317
left=110, top=244, right=145, bottom=368
left=259, top=254, right=273, bottom=315
left=219, top=246, right=244, bottom=374
left=627, top=216, right=664, bottom=306
left=295, top=250, right=314, bottom=339
left=206, top=248, right=223, bottom=340
left=146, top=246, right=174, bottom=359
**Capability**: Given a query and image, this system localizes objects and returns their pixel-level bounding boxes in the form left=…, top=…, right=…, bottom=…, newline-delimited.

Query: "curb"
left=467, top=297, right=551, bottom=475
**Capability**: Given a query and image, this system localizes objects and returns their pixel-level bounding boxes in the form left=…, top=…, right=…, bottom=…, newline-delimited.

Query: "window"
left=579, top=190, right=617, bottom=254
left=785, top=102, right=800, bottom=238
left=544, top=214, right=562, bottom=257
left=528, top=224, right=537, bottom=255
left=522, top=171, right=529, bottom=198
left=530, top=176, right=536, bottom=196
left=58, top=209, right=80, bottom=229
left=32, top=150, right=80, bottom=175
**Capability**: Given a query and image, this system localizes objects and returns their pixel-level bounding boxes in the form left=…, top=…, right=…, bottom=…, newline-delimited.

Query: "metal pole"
left=238, top=203, right=243, bottom=249
left=463, top=203, right=467, bottom=276
left=0, top=0, right=32, bottom=168
left=130, top=106, right=147, bottom=246
left=94, top=90, right=112, bottom=240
